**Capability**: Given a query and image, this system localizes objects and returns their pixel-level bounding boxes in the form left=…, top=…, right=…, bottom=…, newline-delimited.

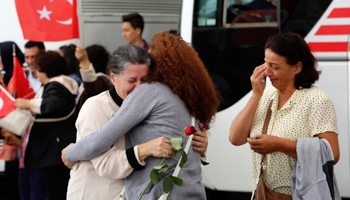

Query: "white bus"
left=1, top=0, right=349, bottom=198
left=179, top=0, right=350, bottom=198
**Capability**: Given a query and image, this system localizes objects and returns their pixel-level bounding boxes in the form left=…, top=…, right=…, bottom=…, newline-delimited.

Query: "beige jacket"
left=67, top=91, right=144, bottom=200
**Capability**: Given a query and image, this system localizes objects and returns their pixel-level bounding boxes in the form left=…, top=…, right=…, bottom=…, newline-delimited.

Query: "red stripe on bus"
left=308, top=42, right=349, bottom=52
left=316, top=25, right=350, bottom=35
left=328, top=8, right=350, bottom=18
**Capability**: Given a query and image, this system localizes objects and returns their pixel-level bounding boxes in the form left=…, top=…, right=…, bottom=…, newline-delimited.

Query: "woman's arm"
left=316, top=132, right=339, bottom=164
left=64, top=83, right=160, bottom=163
left=247, top=135, right=297, bottom=158
left=76, top=45, right=111, bottom=97
left=229, top=64, right=267, bottom=146
left=75, top=45, right=91, bottom=71
left=91, top=137, right=176, bottom=179
left=247, top=132, right=339, bottom=164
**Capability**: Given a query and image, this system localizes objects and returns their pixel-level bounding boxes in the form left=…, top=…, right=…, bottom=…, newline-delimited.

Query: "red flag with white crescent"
left=15, top=0, right=79, bottom=42
left=0, top=86, right=16, bottom=118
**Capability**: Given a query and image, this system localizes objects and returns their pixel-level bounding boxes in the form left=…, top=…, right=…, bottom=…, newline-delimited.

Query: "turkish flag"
left=10, top=55, right=35, bottom=99
left=0, top=87, right=16, bottom=118
left=15, top=0, right=79, bottom=42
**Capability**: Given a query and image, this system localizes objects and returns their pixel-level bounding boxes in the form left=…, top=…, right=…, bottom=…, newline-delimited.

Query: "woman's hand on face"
left=138, top=137, right=177, bottom=161
left=61, top=143, right=76, bottom=169
left=247, top=134, right=280, bottom=154
left=250, top=63, right=267, bottom=96
left=14, top=98, right=31, bottom=109
left=192, top=123, right=208, bottom=157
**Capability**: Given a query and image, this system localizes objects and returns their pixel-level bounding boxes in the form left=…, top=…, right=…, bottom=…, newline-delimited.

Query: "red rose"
left=184, top=126, right=196, bottom=135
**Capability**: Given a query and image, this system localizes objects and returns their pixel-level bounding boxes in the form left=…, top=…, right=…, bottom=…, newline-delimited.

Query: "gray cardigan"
left=65, top=82, right=206, bottom=200
left=291, top=137, right=340, bottom=200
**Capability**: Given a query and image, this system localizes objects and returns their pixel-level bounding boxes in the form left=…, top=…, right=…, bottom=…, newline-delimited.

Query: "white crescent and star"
left=37, top=6, right=52, bottom=20
left=37, top=0, right=73, bottom=25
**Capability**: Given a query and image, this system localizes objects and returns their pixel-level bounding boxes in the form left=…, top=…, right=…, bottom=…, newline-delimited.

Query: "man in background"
left=24, top=41, right=45, bottom=92
left=121, top=13, right=149, bottom=51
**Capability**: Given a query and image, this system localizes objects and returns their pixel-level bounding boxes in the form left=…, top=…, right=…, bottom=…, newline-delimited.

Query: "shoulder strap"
left=158, top=116, right=195, bottom=200
left=262, top=100, right=274, bottom=136
left=259, top=100, right=274, bottom=173
left=34, top=106, right=76, bottom=123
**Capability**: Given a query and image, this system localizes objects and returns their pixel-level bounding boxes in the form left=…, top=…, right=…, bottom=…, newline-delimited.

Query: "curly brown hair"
left=148, top=31, right=220, bottom=129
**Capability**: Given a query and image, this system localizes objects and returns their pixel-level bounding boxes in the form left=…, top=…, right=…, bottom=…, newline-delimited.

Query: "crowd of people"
left=0, top=12, right=341, bottom=200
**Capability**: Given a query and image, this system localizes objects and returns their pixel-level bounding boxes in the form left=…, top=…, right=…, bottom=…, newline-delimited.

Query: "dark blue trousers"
left=18, top=168, right=46, bottom=200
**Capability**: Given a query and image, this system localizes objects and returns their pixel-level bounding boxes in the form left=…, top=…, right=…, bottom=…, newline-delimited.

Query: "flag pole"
left=12, top=43, right=17, bottom=98
left=12, top=43, right=16, bottom=56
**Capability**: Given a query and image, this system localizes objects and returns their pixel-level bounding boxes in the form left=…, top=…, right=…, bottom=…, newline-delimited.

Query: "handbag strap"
left=259, top=100, right=274, bottom=172
left=34, top=106, right=76, bottom=123
left=159, top=116, right=195, bottom=200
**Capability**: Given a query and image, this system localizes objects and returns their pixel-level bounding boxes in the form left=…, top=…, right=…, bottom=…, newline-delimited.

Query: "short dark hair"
left=36, top=51, right=68, bottom=78
left=122, top=13, right=144, bottom=34
left=86, top=44, right=110, bottom=74
left=265, top=32, right=320, bottom=89
left=25, top=41, right=45, bottom=50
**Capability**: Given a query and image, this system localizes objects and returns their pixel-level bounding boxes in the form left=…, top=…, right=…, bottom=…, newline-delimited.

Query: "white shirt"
left=250, top=86, right=338, bottom=195
left=27, top=70, right=42, bottom=92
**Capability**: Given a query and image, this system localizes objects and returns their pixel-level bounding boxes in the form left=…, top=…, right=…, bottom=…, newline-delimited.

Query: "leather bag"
left=254, top=100, right=292, bottom=200
left=0, top=109, right=34, bottom=136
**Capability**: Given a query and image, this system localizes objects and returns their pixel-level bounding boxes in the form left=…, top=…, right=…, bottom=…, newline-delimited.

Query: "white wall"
left=0, top=1, right=78, bottom=53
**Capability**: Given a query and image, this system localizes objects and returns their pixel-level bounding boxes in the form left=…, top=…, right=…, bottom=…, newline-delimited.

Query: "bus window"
left=224, top=0, right=277, bottom=28
left=280, top=0, right=331, bottom=37
left=193, top=0, right=219, bottom=27
left=191, top=0, right=331, bottom=111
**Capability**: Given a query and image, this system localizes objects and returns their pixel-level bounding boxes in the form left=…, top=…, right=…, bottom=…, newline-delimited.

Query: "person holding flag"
left=15, top=51, right=78, bottom=200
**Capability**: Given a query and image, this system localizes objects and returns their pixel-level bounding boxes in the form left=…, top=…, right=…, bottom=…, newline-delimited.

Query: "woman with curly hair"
left=63, top=31, right=220, bottom=199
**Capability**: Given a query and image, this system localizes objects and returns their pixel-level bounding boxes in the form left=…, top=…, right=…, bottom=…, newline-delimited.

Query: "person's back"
left=120, top=82, right=205, bottom=200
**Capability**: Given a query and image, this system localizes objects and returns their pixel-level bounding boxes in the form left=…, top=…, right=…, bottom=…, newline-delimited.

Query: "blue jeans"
left=18, top=168, right=46, bottom=200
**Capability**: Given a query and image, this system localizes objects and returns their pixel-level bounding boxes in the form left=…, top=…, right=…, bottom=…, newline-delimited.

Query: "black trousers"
left=5, top=159, right=20, bottom=200
left=43, top=163, right=70, bottom=200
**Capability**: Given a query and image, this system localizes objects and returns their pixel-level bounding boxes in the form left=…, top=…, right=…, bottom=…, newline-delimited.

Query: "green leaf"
left=158, top=171, right=165, bottom=180
left=170, top=176, right=183, bottom=186
left=170, top=138, right=183, bottom=151
left=150, top=170, right=159, bottom=185
left=179, top=150, right=187, bottom=168
left=162, top=165, right=169, bottom=173
left=153, top=165, right=165, bottom=170
left=163, top=176, right=174, bottom=193
left=165, top=137, right=170, bottom=140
